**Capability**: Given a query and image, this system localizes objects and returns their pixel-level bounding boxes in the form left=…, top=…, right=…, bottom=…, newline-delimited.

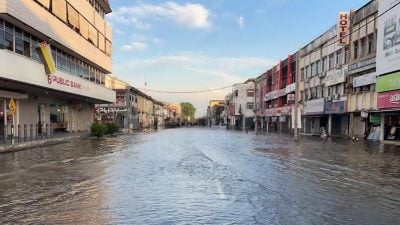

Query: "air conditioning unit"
left=336, top=64, right=342, bottom=69
left=333, top=94, right=340, bottom=100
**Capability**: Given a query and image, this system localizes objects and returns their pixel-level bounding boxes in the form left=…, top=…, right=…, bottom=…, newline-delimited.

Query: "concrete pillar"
left=328, top=114, right=332, bottom=136
left=267, top=120, right=269, bottom=133
left=380, top=113, right=385, bottom=141
left=242, top=117, right=246, bottom=131
left=255, top=117, right=258, bottom=133
left=261, top=118, right=264, bottom=130
left=349, top=113, right=354, bottom=137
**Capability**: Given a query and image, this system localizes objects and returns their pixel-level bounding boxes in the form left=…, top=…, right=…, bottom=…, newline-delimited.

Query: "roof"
left=98, top=0, right=112, bottom=14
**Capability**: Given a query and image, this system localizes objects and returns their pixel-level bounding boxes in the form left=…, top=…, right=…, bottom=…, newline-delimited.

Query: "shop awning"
left=0, top=90, right=28, bottom=99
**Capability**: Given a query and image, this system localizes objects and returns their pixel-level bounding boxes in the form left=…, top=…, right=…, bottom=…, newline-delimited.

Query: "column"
left=380, top=113, right=385, bottom=141
left=328, top=114, right=332, bottom=136
left=242, top=116, right=246, bottom=131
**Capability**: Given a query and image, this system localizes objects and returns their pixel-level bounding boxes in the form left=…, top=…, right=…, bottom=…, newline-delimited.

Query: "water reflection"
left=0, top=129, right=399, bottom=224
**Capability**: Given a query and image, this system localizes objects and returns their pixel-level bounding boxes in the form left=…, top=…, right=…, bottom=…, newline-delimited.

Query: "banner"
left=337, top=12, right=350, bottom=46
left=38, top=42, right=56, bottom=75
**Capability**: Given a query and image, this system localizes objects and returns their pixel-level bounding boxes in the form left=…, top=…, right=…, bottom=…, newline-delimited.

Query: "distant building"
left=230, top=79, right=255, bottom=130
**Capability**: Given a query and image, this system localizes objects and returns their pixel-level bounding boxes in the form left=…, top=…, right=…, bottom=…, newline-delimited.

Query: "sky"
left=107, top=0, right=367, bottom=117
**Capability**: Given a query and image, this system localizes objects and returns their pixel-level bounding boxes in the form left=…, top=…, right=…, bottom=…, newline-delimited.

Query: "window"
left=316, top=60, right=320, bottom=74
left=61, top=53, right=70, bottom=73
left=23, top=32, right=31, bottom=57
left=321, top=57, right=326, bottom=72
left=79, top=16, right=89, bottom=39
left=98, top=33, right=105, bottom=52
left=56, top=50, right=64, bottom=70
left=67, top=4, right=79, bottom=31
left=311, top=63, right=316, bottom=76
left=0, top=19, right=4, bottom=49
left=336, top=49, right=342, bottom=66
left=52, top=0, right=67, bottom=22
left=305, top=65, right=309, bottom=78
left=344, top=46, right=349, bottom=63
left=368, top=34, right=374, bottom=54
left=71, top=58, right=77, bottom=75
left=15, top=27, right=24, bottom=55
left=353, top=40, right=358, bottom=59
left=328, top=54, right=334, bottom=70
left=88, top=25, right=98, bottom=46
left=105, top=39, right=112, bottom=56
left=4, top=22, right=13, bottom=51
left=247, top=89, right=254, bottom=97
left=246, top=102, right=254, bottom=110
left=31, top=36, right=40, bottom=62
left=360, top=37, right=366, bottom=57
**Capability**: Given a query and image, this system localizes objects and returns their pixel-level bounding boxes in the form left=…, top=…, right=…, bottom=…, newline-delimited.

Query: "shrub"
left=105, top=123, right=119, bottom=134
left=91, top=123, right=107, bottom=138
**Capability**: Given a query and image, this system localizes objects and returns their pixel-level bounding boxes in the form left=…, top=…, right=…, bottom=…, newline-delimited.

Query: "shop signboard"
left=279, top=116, right=286, bottom=122
left=377, top=0, right=400, bottom=75
left=325, top=69, right=346, bottom=86
left=281, top=106, right=291, bottom=116
left=348, top=58, right=376, bottom=75
left=276, top=89, right=286, bottom=98
left=370, top=114, right=382, bottom=124
left=376, top=71, right=400, bottom=92
left=285, top=83, right=296, bottom=94
left=324, top=100, right=347, bottom=114
left=353, top=72, right=377, bottom=87
left=305, top=98, right=325, bottom=115
left=265, top=109, right=273, bottom=117
left=377, top=89, right=400, bottom=109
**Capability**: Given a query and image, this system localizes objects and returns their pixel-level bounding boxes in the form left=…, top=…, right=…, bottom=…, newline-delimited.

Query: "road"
left=0, top=127, right=399, bottom=224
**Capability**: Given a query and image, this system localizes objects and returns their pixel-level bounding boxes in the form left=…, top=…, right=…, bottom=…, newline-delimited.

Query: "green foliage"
left=105, top=123, right=119, bottom=134
left=91, top=123, right=107, bottom=138
left=180, top=102, right=196, bottom=121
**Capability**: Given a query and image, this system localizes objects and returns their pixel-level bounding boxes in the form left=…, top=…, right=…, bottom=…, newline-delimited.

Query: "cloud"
left=113, top=53, right=276, bottom=116
left=107, top=2, right=211, bottom=30
left=238, top=15, right=245, bottom=29
left=121, top=41, right=148, bottom=52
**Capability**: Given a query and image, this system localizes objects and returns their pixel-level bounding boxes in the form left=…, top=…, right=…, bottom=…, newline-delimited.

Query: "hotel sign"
left=377, top=90, right=400, bottom=109
left=337, top=12, right=350, bottom=46
left=348, top=57, right=376, bottom=74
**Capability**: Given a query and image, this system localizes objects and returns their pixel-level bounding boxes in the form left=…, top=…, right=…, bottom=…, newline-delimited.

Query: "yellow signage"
left=38, top=42, right=56, bottom=75
left=9, top=98, right=16, bottom=115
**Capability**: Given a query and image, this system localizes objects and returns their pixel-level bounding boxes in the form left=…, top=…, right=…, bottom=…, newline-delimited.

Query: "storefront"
left=376, top=89, right=400, bottom=140
left=303, top=98, right=326, bottom=135
left=325, top=100, right=348, bottom=136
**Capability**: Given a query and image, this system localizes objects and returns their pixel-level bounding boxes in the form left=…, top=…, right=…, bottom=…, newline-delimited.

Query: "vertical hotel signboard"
left=337, top=12, right=350, bottom=46
left=377, top=0, right=400, bottom=75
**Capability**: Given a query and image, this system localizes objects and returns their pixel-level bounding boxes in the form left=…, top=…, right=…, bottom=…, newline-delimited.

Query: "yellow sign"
left=9, top=98, right=16, bottom=115
left=38, top=42, right=56, bottom=75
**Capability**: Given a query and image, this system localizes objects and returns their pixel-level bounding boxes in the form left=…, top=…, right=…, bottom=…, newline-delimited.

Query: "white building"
left=0, top=0, right=115, bottom=141
left=230, top=79, right=255, bottom=130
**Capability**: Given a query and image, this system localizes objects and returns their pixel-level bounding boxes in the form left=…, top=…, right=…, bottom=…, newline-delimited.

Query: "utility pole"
left=294, top=52, right=300, bottom=142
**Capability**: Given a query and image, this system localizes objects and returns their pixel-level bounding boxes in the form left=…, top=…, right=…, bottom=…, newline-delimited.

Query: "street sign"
left=9, top=98, right=16, bottom=115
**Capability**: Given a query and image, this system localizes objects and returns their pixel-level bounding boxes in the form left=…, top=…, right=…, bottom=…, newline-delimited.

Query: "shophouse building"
left=230, top=79, right=255, bottom=130
left=254, top=72, right=266, bottom=131
left=0, top=0, right=115, bottom=143
left=375, top=0, right=400, bottom=141
left=299, top=23, right=349, bottom=136
left=264, top=54, right=297, bottom=133
left=207, top=100, right=225, bottom=126
left=347, top=0, right=379, bottom=139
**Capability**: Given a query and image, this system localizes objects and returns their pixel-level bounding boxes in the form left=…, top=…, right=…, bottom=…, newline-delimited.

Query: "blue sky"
left=107, top=0, right=367, bottom=116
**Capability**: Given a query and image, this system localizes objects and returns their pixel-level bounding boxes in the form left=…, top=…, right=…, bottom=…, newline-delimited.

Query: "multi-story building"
left=207, top=100, right=225, bottom=126
left=254, top=72, right=266, bottom=131
left=0, top=0, right=115, bottom=142
left=347, top=0, right=379, bottom=139
left=230, top=79, right=255, bottom=130
left=264, top=54, right=297, bottom=133
left=375, top=0, right=400, bottom=141
left=299, top=24, right=349, bottom=136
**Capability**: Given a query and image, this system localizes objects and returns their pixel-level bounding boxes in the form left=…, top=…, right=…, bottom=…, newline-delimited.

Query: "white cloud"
left=113, top=53, right=276, bottom=116
left=238, top=15, right=245, bottom=29
left=106, top=2, right=211, bottom=30
left=121, top=41, right=148, bottom=52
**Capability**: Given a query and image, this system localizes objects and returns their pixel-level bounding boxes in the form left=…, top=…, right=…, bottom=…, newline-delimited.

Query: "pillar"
left=380, top=113, right=385, bottom=141
left=328, top=114, right=332, bottom=136
left=242, top=116, right=246, bottom=131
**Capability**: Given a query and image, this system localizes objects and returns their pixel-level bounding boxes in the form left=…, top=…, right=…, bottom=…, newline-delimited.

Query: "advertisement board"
left=305, top=98, right=325, bottom=115
left=377, top=89, right=400, bottom=109
left=376, top=71, right=400, bottom=92
left=324, top=101, right=347, bottom=114
left=353, top=72, right=377, bottom=87
left=325, top=69, right=346, bottom=86
left=377, top=0, right=400, bottom=75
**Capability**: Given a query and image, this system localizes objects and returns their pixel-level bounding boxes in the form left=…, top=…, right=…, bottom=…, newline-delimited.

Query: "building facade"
left=0, top=0, right=115, bottom=143
left=230, top=79, right=255, bottom=130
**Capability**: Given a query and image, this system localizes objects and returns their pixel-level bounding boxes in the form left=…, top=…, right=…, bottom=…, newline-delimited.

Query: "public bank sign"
left=376, top=71, right=400, bottom=92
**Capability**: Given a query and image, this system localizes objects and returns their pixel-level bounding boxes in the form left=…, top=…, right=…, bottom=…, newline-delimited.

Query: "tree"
left=180, top=102, right=196, bottom=122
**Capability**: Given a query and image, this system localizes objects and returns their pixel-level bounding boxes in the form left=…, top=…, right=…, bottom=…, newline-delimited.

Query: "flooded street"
left=0, top=128, right=400, bottom=225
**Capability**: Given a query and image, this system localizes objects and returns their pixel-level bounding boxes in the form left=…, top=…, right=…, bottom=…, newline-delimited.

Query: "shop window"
left=52, top=0, right=67, bottom=22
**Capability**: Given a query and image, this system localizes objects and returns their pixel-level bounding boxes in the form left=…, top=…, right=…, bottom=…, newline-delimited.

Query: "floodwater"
left=0, top=128, right=399, bottom=225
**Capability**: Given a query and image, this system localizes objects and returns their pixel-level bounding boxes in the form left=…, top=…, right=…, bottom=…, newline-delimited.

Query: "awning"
left=0, top=90, right=28, bottom=99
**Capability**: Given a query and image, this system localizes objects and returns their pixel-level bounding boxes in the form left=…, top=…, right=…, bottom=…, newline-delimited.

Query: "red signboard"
left=377, top=90, right=400, bottom=109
